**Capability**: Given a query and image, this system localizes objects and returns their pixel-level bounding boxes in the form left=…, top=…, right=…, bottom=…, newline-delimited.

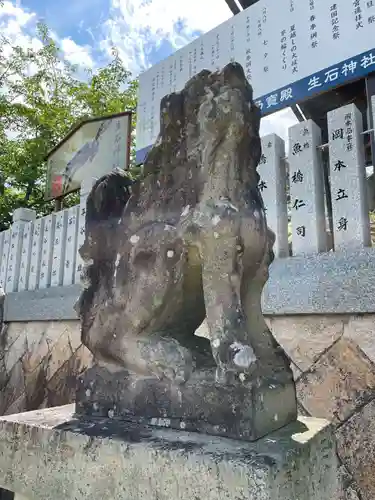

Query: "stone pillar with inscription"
left=6, top=209, right=36, bottom=293
left=75, top=178, right=97, bottom=284
left=63, top=206, right=79, bottom=286
left=38, top=214, right=56, bottom=290
left=18, top=212, right=37, bottom=292
left=50, top=210, right=68, bottom=287
left=288, top=120, right=326, bottom=255
left=327, top=104, right=371, bottom=251
left=28, top=218, right=45, bottom=291
left=0, top=230, right=10, bottom=290
left=259, top=134, right=289, bottom=258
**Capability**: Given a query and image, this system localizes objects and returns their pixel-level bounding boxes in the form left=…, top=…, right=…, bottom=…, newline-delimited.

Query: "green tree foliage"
left=0, top=21, right=138, bottom=230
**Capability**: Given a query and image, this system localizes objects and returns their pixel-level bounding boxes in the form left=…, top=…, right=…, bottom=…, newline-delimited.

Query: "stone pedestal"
left=0, top=405, right=338, bottom=500
left=76, top=364, right=297, bottom=442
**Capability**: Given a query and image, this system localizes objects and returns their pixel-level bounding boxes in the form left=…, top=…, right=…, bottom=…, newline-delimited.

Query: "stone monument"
left=75, top=62, right=297, bottom=441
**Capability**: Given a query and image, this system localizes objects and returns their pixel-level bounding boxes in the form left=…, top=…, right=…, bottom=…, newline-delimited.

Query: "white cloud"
left=260, top=108, right=298, bottom=148
left=0, top=0, right=298, bottom=147
left=102, top=0, right=296, bottom=144
left=60, top=38, right=94, bottom=68
left=101, top=0, right=232, bottom=74
left=0, top=0, right=35, bottom=28
left=0, top=1, right=93, bottom=70
left=119, top=0, right=231, bottom=41
left=0, top=1, right=39, bottom=55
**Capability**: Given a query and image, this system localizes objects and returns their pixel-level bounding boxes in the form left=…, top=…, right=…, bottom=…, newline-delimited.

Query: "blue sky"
left=0, top=0, right=232, bottom=73
left=0, top=0, right=297, bottom=139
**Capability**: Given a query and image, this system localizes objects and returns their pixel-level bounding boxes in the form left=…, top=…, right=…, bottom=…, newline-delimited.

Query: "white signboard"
left=46, top=112, right=132, bottom=201
left=136, top=0, right=375, bottom=163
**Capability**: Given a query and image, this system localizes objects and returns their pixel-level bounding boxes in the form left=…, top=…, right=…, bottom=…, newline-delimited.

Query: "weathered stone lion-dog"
left=76, top=62, right=297, bottom=441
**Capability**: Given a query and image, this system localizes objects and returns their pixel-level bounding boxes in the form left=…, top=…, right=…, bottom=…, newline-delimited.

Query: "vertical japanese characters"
left=51, top=211, right=68, bottom=287
left=245, top=15, right=252, bottom=82
left=63, top=206, right=79, bottom=286
left=309, top=0, right=319, bottom=50
left=288, top=120, right=327, bottom=255
left=258, top=135, right=289, bottom=258
left=39, top=215, right=55, bottom=289
left=262, top=7, right=269, bottom=74
left=18, top=221, right=34, bottom=292
left=328, top=104, right=371, bottom=249
left=330, top=3, right=340, bottom=40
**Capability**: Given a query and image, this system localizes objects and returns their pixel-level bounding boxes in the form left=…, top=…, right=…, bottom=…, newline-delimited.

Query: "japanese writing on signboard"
left=257, top=51, right=375, bottom=114
left=245, top=15, right=252, bottom=82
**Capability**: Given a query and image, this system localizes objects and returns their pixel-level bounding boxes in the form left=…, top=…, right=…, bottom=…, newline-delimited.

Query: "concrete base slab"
left=0, top=405, right=338, bottom=500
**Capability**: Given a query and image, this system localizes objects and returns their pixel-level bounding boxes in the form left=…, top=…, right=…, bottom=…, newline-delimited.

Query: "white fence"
left=0, top=180, right=90, bottom=293
left=0, top=101, right=374, bottom=294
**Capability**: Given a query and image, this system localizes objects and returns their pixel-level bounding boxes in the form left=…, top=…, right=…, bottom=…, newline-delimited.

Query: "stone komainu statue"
left=76, top=62, right=297, bottom=441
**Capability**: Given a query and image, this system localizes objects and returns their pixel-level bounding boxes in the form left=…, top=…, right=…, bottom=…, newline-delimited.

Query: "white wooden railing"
left=0, top=179, right=93, bottom=293
left=0, top=101, right=374, bottom=294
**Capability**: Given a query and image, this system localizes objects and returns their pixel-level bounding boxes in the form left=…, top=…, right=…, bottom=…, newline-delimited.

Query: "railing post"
left=6, top=208, right=36, bottom=293
left=75, top=178, right=97, bottom=284
left=288, top=120, right=327, bottom=255
left=19, top=210, right=37, bottom=292
left=28, top=218, right=45, bottom=291
left=38, top=213, right=56, bottom=289
left=63, top=205, right=79, bottom=286
left=327, top=103, right=371, bottom=250
left=50, top=209, right=68, bottom=287
left=0, top=230, right=9, bottom=290
left=259, top=134, right=289, bottom=258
